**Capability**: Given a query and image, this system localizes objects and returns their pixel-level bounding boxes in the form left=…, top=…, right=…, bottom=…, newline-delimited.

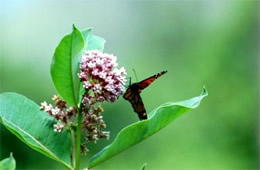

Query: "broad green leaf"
left=0, top=93, right=72, bottom=169
left=0, top=153, right=16, bottom=170
left=88, top=87, right=208, bottom=168
left=51, top=26, right=106, bottom=107
left=51, top=25, right=85, bottom=106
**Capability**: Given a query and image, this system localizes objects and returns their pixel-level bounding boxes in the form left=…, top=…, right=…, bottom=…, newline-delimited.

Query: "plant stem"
left=70, top=128, right=76, bottom=168
left=75, top=106, right=83, bottom=170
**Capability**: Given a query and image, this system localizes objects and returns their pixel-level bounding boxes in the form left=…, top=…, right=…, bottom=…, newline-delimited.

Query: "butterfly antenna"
left=132, top=69, right=139, bottom=82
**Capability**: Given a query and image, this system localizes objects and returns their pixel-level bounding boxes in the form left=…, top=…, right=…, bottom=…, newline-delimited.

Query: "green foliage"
left=88, top=88, right=208, bottom=168
left=0, top=153, right=16, bottom=170
left=0, top=24, right=207, bottom=169
left=0, top=93, right=72, bottom=169
left=51, top=26, right=105, bottom=107
left=51, top=25, right=85, bottom=107
left=0, top=26, right=107, bottom=169
left=0, top=87, right=207, bottom=169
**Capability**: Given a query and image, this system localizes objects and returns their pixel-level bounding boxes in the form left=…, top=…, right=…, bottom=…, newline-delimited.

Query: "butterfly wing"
left=123, top=88, right=147, bottom=120
left=138, top=70, right=167, bottom=92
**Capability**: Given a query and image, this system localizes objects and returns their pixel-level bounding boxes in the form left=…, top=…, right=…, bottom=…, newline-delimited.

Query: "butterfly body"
left=123, top=71, right=167, bottom=120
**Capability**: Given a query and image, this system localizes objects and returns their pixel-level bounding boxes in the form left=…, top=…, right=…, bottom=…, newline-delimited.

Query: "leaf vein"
left=70, top=32, right=77, bottom=106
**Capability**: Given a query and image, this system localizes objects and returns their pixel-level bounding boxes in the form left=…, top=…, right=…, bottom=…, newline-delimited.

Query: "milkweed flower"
left=78, top=50, right=127, bottom=143
left=40, top=95, right=77, bottom=132
left=78, top=50, right=127, bottom=103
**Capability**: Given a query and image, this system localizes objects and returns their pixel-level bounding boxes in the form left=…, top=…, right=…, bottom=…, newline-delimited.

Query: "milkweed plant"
left=0, top=25, right=207, bottom=170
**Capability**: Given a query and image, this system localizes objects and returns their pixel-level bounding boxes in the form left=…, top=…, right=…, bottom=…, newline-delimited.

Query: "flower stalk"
left=75, top=106, right=83, bottom=170
left=70, top=128, right=76, bottom=168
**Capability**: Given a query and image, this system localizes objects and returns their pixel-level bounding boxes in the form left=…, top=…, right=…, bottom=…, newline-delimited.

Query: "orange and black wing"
left=138, top=70, right=167, bottom=92
left=123, top=70, right=167, bottom=120
left=123, top=88, right=147, bottom=120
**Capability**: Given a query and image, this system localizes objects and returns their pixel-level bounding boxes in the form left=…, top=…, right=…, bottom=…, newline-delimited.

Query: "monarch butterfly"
left=123, top=70, right=167, bottom=120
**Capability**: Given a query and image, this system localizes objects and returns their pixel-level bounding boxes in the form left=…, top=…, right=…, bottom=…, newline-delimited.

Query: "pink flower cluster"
left=77, top=50, right=127, bottom=143
left=78, top=50, right=127, bottom=103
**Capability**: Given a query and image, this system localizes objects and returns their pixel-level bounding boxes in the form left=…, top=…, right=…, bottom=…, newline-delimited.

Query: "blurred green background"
left=1, top=0, right=259, bottom=169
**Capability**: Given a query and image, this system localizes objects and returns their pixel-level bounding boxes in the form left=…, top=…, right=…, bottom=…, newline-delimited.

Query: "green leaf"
left=51, top=25, right=85, bottom=106
left=88, top=87, right=208, bottom=168
left=0, top=93, right=72, bottom=169
left=51, top=26, right=106, bottom=107
left=0, top=153, right=16, bottom=170
left=87, top=34, right=106, bottom=51
left=81, top=27, right=106, bottom=51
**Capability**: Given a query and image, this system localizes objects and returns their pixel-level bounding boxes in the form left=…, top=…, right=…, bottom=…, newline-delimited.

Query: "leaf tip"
left=72, top=24, right=80, bottom=32
left=202, top=85, right=208, bottom=97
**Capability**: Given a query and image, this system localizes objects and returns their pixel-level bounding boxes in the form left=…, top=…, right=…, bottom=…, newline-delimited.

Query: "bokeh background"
left=1, top=0, right=259, bottom=169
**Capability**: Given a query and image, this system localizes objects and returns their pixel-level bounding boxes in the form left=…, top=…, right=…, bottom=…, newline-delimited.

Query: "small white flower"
left=40, top=101, right=53, bottom=112
left=104, top=84, right=114, bottom=92
left=78, top=71, right=87, bottom=80
left=52, top=107, right=60, bottom=115
left=99, top=72, right=107, bottom=79
left=113, top=68, right=121, bottom=76
left=40, top=101, right=48, bottom=109
left=87, top=61, right=96, bottom=68
left=54, top=123, right=64, bottom=133
left=96, top=57, right=104, bottom=65
left=119, top=67, right=127, bottom=75
left=83, top=81, right=92, bottom=89
left=93, top=84, right=102, bottom=93
left=92, top=69, right=99, bottom=76
left=105, top=76, right=114, bottom=84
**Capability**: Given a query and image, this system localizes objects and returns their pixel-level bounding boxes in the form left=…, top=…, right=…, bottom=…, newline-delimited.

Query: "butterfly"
left=123, top=70, right=167, bottom=120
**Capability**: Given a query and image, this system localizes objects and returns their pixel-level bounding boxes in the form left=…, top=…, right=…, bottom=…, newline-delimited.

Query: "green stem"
left=70, top=128, right=76, bottom=168
left=75, top=106, right=83, bottom=170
